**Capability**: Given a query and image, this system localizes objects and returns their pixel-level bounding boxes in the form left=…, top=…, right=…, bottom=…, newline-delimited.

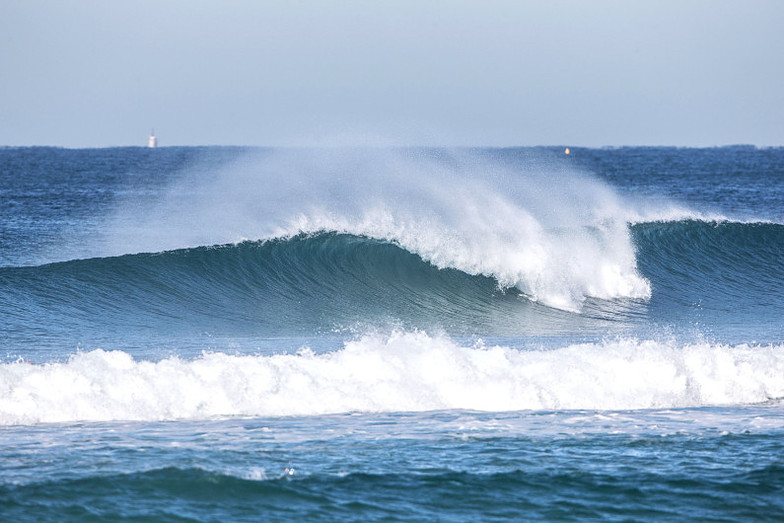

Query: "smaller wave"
left=633, top=220, right=784, bottom=316
left=3, top=332, right=783, bottom=425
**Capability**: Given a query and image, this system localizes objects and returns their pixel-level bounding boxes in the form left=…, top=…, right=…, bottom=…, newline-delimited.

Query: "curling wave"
left=1, top=233, right=612, bottom=338
left=101, top=148, right=652, bottom=311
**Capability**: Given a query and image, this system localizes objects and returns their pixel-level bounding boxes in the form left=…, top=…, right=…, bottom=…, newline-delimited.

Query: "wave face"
left=633, top=220, right=784, bottom=340
left=0, top=234, right=609, bottom=342
left=2, top=332, right=783, bottom=424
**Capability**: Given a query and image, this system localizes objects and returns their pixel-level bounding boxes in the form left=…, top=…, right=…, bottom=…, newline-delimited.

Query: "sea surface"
left=1, top=145, right=783, bottom=520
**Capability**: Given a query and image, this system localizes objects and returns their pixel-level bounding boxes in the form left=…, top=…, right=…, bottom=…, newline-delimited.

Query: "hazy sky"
left=2, top=1, right=782, bottom=147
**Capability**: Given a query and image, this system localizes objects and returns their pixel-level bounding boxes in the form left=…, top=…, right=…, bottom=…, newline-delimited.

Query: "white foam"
left=3, top=332, right=783, bottom=425
left=622, top=203, right=731, bottom=225
left=103, top=149, right=652, bottom=310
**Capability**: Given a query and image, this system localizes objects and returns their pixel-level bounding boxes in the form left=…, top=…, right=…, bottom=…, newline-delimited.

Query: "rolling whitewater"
left=1, top=146, right=783, bottom=520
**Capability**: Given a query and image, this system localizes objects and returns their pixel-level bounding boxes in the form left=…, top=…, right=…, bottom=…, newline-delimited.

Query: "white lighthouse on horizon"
left=147, top=129, right=157, bottom=148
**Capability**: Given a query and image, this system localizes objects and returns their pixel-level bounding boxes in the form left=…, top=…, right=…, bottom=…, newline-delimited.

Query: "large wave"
left=3, top=331, right=783, bottom=424
left=100, top=148, right=651, bottom=311
left=1, top=234, right=636, bottom=341
left=4, top=219, right=781, bottom=344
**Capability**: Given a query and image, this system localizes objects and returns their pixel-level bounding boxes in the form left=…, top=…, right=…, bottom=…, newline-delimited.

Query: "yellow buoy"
left=564, top=147, right=570, bottom=155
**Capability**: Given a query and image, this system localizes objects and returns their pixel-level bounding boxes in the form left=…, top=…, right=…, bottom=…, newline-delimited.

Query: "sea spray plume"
left=106, top=148, right=651, bottom=310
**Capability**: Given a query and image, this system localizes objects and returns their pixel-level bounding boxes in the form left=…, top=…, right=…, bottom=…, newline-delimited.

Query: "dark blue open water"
left=1, top=146, right=783, bottom=520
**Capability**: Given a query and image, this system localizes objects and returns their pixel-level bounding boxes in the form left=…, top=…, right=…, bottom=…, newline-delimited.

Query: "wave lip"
left=3, top=332, right=783, bottom=425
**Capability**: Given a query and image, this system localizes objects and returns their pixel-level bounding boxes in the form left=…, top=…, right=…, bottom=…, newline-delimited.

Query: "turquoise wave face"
left=632, top=220, right=784, bottom=342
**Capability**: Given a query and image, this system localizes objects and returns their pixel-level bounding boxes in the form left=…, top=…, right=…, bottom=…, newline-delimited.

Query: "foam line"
left=3, top=332, right=783, bottom=425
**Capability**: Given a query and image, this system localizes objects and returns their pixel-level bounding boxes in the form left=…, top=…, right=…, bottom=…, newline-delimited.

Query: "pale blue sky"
left=1, top=1, right=782, bottom=147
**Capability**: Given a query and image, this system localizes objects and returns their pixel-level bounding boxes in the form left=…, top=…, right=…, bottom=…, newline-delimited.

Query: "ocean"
left=1, top=145, right=783, bottom=520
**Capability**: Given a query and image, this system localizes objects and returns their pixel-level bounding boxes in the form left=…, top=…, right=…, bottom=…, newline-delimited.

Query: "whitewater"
left=3, top=334, right=784, bottom=425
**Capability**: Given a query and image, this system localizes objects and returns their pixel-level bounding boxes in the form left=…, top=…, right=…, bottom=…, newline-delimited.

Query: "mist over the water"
left=104, top=148, right=650, bottom=310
